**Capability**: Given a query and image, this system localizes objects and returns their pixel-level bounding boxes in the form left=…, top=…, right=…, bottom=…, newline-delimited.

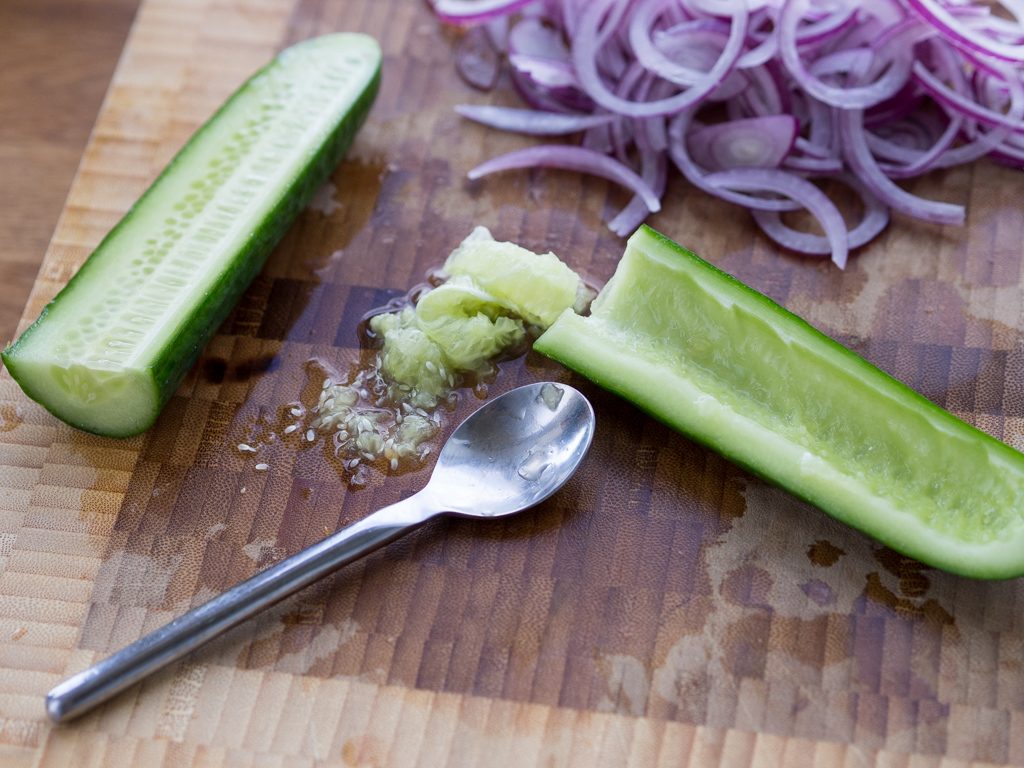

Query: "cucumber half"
left=535, top=226, right=1024, bottom=579
left=2, top=34, right=382, bottom=437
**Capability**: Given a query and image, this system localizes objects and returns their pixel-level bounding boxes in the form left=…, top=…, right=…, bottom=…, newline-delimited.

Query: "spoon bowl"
left=432, top=381, right=594, bottom=517
left=47, top=381, right=595, bottom=723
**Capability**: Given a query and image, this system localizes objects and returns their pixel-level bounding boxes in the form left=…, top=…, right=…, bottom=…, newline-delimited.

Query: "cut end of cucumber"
left=2, top=350, right=158, bottom=437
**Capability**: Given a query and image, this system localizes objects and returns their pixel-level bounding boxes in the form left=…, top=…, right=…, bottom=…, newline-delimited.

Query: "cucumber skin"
left=2, top=36, right=381, bottom=437
left=536, top=225, right=1024, bottom=580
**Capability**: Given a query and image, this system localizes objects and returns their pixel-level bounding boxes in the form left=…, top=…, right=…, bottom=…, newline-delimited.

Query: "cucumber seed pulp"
left=302, top=227, right=591, bottom=481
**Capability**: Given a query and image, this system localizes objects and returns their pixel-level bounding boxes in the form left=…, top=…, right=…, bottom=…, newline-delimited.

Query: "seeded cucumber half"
left=535, top=226, right=1024, bottom=579
left=2, top=34, right=382, bottom=437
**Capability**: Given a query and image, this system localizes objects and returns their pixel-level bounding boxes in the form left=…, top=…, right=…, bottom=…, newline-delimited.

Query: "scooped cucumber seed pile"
left=282, top=226, right=591, bottom=484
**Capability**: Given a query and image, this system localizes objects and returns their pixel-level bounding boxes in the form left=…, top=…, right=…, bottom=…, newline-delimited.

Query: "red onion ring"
left=467, top=145, right=663, bottom=213
left=455, top=26, right=502, bottom=91
left=779, top=0, right=913, bottom=109
left=752, top=174, right=890, bottom=260
left=784, top=151, right=844, bottom=174
left=925, top=42, right=1024, bottom=168
left=687, top=115, right=799, bottom=170
left=508, top=16, right=567, bottom=59
left=795, top=4, right=858, bottom=47
left=510, top=53, right=580, bottom=90
left=913, top=60, right=1024, bottom=132
left=455, top=104, right=617, bottom=134
left=609, top=147, right=668, bottom=236
left=867, top=109, right=962, bottom=178
left=573, top=0, right=750, bottom=117
left=433, top=0, right=537, bottom=25
left=839, top=106, right=965, bottom=225
left=668, top=110, right=802, bottom=212
left=704, top=167, right=850, bottom=267
left=905, top=0, right=1024, bottom=62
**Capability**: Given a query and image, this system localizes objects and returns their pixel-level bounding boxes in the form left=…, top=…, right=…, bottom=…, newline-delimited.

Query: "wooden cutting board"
left=3, top=0, right=1024, bottom=765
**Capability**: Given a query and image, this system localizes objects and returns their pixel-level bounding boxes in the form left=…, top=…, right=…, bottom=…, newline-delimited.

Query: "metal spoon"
left=46, top=381, right=595, bottom=723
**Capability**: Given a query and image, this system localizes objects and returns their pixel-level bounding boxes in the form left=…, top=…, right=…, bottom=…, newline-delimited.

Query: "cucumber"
left=535, top=225, right=1024, bottom=579
left=2, top=34, right=382, bottom=437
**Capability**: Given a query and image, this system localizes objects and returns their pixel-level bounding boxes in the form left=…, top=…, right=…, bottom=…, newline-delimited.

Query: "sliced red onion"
left=783, top=152, right=844, bottom=173
left=742, top=64, right=786, bottom=115
left=456, top=104, right=616, bottom=134
left=656, top=24, right=750, bottom=99
left=573, top=0, right=750, bottom=117
left=507, top=16, right=581, bottom=91
left=779, top=0, right=913, bottom=109
left=927, top=43, right=1024, bottom=167
left=433, top=0, right=1024, bottom=259
left=633, top=11, right=747, bottom=98
left=467, top=145, right=662, bottom=213
left=738, top=23, right=779, bottom=70
left=857, top=0, right=908, bottom=28
left=434, top=0, right=539, bottom=25
left=609, top=63, right=650, bottom=162
left=803, top=94, right=836, bottom=154
left=509, top=15, right=568, bottom=59
left=704, top=167, right=850, bottom=267
left=864, top=81, right=926, bottom=127
left=752, top=174, right=890, bottom=260
left=484, top=15, right=510, bottom=52
left=509, top=53, right=579, bottom=89
left=905, top=0, right=1024, bottom=62
left=795, top=4, right=858, bottom=46
left=668, top=110, right=802, bottom=211
left=864, top=104, right=962, bottom=178
left=839, top=106, right=965, bottom=225
left=913, top=60, right=1024, bottom=132
left=972, top=14, right=1024, bottom=46
left=609, top=147, right=668, bottom=236
left=582, top=122, right=615, bottom=154
left=869, top=108, right=947, bottom=154
left=794, top=136, right=834, bottom=160
left=509, top=64, right=591, bottom=112
left=608, top=65, right=668, bottom=235
left=687, top=115, right=799, bottom=170
left=631, top=3, right=710, bottom=86
left=810, top=48, right=875, bottom=80
left=455, top=26, right=502, bottom=91
left=643, top=87, right=671, bottom=151
left=870, top=118, right=961, bottom=178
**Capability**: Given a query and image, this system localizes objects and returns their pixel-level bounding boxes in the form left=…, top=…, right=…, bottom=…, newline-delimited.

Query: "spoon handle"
left=46, top=492, right=435, bottom=723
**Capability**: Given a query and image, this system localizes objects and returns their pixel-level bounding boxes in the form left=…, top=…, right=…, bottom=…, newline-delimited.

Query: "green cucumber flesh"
left=535, top=225, right=1024, bottom=579
left=2, top=33, right=381, bottom=437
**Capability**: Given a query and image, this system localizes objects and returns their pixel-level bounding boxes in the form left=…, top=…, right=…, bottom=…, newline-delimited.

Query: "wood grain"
left=2, top=0, right=1024, bottom=765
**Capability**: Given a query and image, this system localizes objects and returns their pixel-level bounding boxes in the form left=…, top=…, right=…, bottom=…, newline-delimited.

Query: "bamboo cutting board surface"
left=3, top=0, right=1024, bottom=765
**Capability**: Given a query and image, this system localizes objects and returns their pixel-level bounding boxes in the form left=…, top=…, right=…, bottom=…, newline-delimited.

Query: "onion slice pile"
left=434, top=0, right=1024, bottom=268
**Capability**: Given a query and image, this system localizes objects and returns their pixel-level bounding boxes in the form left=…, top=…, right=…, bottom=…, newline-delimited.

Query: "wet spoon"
left=46, top=381, right=595, bottom=723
